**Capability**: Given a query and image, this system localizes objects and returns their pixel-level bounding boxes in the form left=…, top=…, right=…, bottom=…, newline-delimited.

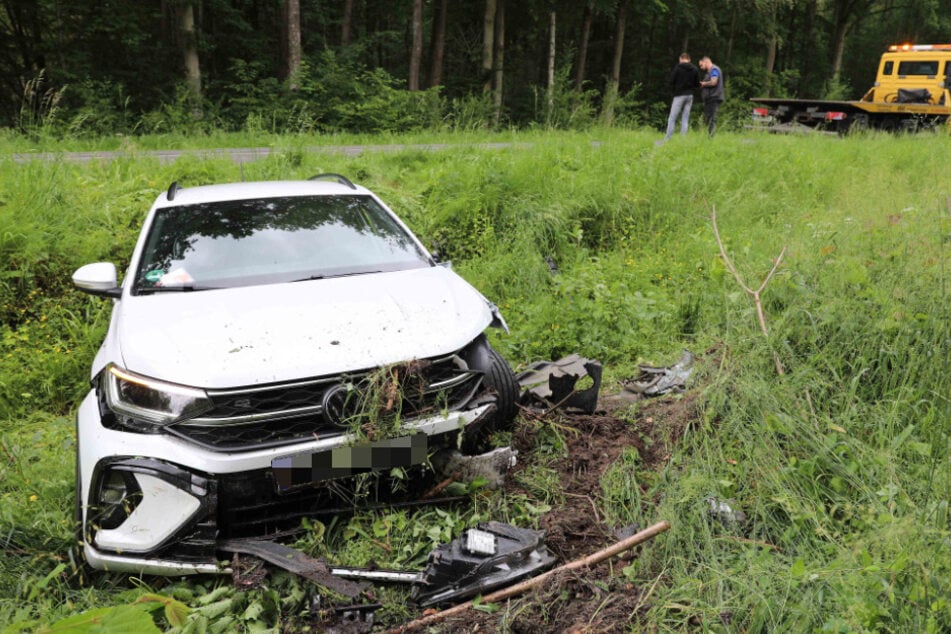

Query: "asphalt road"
left=10, top=142, right=541, bottom=164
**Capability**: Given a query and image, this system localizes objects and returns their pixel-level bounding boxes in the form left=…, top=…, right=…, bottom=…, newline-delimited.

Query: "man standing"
left=663, top=53, right=700, bottom=142
left=699, top=56, right=725, bottom=136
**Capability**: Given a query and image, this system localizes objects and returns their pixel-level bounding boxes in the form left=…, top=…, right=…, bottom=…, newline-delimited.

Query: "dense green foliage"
left=1, top=129, right=950, bottom=631
left=5, top=1, right=951, bottom=135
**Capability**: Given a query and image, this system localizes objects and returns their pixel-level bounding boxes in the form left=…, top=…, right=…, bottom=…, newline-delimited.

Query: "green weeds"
left=1, top=129, right=950, bottom=631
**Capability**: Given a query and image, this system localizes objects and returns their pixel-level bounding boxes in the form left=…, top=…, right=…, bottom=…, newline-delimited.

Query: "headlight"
left=103, top=364, right=213, bottom=431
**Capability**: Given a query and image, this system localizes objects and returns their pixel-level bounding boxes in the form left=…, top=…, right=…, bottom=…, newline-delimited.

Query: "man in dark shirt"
left=699, top=56, right=726, bottom=137
left=664, top=53, right=701, bottom=142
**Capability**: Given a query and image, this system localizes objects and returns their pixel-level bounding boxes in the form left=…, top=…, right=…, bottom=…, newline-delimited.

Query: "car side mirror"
left=430, top=250, right=452, bottom=270
left=73, top=262, right=122, bottom=298
left=434, top=257, right=453, bottom=270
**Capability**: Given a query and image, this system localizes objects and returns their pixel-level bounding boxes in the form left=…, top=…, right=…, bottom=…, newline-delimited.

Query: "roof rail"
left=308, top=173, right=357, bottom=190
left=167, top=181, right=181, bottom=201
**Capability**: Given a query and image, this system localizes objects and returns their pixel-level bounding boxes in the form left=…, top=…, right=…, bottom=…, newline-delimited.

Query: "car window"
left=897, top=60, right=938, bottom=76
left=134, top=195, right=429, bottom=291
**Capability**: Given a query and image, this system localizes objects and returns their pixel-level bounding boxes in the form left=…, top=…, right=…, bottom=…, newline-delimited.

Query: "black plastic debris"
left=411, top=521, right=557, bottom=607
left=517, top=354, right=603, bottom=414
left=219, top=538, right=366, bottom=598
left=223, top=522, right=556, bottom=610
left=624, top=350, right=695, bottom=397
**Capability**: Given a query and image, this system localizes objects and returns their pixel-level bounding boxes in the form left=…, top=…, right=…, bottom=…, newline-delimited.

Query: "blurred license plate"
left=271, top=434, right=427, bottom=492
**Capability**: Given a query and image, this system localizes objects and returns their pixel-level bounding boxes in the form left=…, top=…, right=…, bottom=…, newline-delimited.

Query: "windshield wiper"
left=290, top=274, right=326, bottom=283
left=324, top=270, right=382, bottom=279
left=137, top=284, right=219, bottom=294
left=290, top=271, right=383, bottom=282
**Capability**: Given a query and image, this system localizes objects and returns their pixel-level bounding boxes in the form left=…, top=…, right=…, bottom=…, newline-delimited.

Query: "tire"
left=480, top=344, right=519, bottom=428
left=461, top=336, right=519, bottom=451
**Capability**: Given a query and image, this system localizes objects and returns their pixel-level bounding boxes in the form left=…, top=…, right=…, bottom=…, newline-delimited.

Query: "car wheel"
left=461, top=336, right=519, bottom=452
left=480, top=344, right=519, bottom=427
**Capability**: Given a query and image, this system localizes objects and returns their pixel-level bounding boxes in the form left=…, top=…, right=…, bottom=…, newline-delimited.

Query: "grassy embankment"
left=0, top=129, right=949, bottom=632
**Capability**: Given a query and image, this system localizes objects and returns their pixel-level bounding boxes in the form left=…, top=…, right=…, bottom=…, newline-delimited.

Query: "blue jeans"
left=665, top=94, right=694, bottom=139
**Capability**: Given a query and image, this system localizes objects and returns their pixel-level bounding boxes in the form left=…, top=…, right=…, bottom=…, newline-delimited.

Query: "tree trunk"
left=546, top=10, right=556, bottom=122
left=798, top=0, right=818, bottom=93
left=281, top=0, right=301, bottom=89
left=492, top=0, right=505, bottom=126
left=828, top=0, right=878, bottom=83
left=765, top=35, right=777, bottom=95
left=726, top=4, right=737, bottom=65
left=428, top=0, right=447, bottom=87
left=830, top=20, right=848, bottom=82
left=180, top=2, right=201, bottom=100
left=483, top=0, right=497, bottom=93
left=409, top=0, right=423, bottom=91
left=4, top=0, right=41, bottom=72
left=601, top=2, right=626, bottom=126
left=341, top=0, right=353, bottom=46
left=574, top=3, right=593, bottom=91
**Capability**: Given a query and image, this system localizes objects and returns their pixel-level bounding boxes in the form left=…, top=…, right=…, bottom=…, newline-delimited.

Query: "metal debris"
left=219, top=538, right=366, bottom=597
left=517, top=354, right=603, bottom=414
left=430, top=447, right=518, bottom=489
left=624, top=350, right=695, bottom=397
left=706, top=497, right=748, bottom=528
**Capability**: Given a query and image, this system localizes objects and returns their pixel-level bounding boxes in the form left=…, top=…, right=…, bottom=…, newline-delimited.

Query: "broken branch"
left=711, top=206, right=787, bottom=376
left=389, top=520, right=671, bottom=633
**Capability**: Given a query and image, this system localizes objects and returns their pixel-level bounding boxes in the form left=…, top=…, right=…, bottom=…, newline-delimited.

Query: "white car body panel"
left=109, top=266, right=492, bottom=387
left=74, top=177, right=511, bottom=576
left=94, top=474, right=201, bottom=552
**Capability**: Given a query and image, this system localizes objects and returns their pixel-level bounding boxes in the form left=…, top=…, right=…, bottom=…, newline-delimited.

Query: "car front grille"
left=165, top=352, right=483, bottom=451
left=215, top=461, right=448, bottom=539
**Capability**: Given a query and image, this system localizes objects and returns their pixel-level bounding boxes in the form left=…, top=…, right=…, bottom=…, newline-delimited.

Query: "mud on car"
left=72, top=174, right=518, bottom=575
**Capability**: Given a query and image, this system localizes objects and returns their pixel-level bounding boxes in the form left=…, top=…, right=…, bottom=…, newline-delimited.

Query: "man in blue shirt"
left=699, top=56, right=725, bottom=137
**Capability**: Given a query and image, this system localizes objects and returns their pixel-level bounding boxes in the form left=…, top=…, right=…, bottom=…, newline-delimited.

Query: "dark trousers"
left=703, top=99, right=721, bottom=137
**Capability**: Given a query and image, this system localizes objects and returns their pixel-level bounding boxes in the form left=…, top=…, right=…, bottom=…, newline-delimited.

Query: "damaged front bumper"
left=77, top=389, right=497, bottom=576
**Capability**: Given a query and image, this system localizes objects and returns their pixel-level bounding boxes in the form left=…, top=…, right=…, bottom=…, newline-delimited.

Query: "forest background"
left=5, top=0, right=951, bottom=137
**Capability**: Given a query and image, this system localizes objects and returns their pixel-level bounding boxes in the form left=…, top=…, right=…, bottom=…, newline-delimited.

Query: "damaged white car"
left=72, top=174, right=517, bottom=575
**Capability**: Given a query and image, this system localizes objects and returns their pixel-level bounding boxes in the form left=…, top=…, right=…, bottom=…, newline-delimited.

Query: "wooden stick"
left=388, top=520, right=671, bottom=633
left=711, top=206, right=787, bottom=376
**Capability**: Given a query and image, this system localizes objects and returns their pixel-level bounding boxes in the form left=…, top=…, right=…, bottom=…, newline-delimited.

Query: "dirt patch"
left=422, top=390, right=700, bottom=633
left=297, top=385, right=702, bottom=632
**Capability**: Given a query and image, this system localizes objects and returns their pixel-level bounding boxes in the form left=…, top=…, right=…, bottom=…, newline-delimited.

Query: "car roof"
left=155, top=179, right=374, bottom=208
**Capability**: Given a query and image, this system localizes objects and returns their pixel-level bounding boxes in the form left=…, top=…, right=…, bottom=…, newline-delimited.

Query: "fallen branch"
left=1, top=438, right=16, bottom=464
left=389, top=520, right=671, bottom=633
left=711, top=206, right=787, bottom=376
left=420, top=471, right=460, bottom=500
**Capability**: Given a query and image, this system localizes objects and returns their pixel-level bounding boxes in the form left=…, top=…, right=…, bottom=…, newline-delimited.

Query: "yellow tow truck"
left=751, top=44, right=951, bottom=133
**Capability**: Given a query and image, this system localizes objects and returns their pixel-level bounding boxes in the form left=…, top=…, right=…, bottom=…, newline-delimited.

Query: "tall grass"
left=1, top=128, right=949, bottom=631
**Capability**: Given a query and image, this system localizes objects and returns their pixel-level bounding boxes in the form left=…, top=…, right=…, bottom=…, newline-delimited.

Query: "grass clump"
left=1, top=128, right=949, bottom=631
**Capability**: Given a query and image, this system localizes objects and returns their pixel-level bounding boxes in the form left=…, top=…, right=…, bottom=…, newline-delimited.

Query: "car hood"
left=113, top=267, right=495, bottom=388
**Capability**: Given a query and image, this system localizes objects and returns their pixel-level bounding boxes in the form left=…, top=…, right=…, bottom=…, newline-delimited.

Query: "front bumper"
left=77, top=390, right=495, bottom=575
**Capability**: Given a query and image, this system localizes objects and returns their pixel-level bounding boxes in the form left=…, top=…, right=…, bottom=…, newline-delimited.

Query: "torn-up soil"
left=424, top=390, right=700, bottom=633
left=294, top=381, right=701, bottom=633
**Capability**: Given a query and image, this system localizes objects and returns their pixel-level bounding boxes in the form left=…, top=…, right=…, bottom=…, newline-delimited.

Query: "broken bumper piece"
left=411, top=521, right=557, bottom=607
left=517, top=354, right=603, bottom=414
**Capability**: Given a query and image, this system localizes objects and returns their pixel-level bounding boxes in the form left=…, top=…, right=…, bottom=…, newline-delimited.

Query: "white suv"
left=72, top=175, right=517, bottom=575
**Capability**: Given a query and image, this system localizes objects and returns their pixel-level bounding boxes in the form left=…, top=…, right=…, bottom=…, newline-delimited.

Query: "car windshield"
left=133, top=194, right=429, bottom=292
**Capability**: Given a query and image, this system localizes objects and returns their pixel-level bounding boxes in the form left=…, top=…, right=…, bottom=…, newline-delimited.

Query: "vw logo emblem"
left=322, top=383, right=358, bottom=427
